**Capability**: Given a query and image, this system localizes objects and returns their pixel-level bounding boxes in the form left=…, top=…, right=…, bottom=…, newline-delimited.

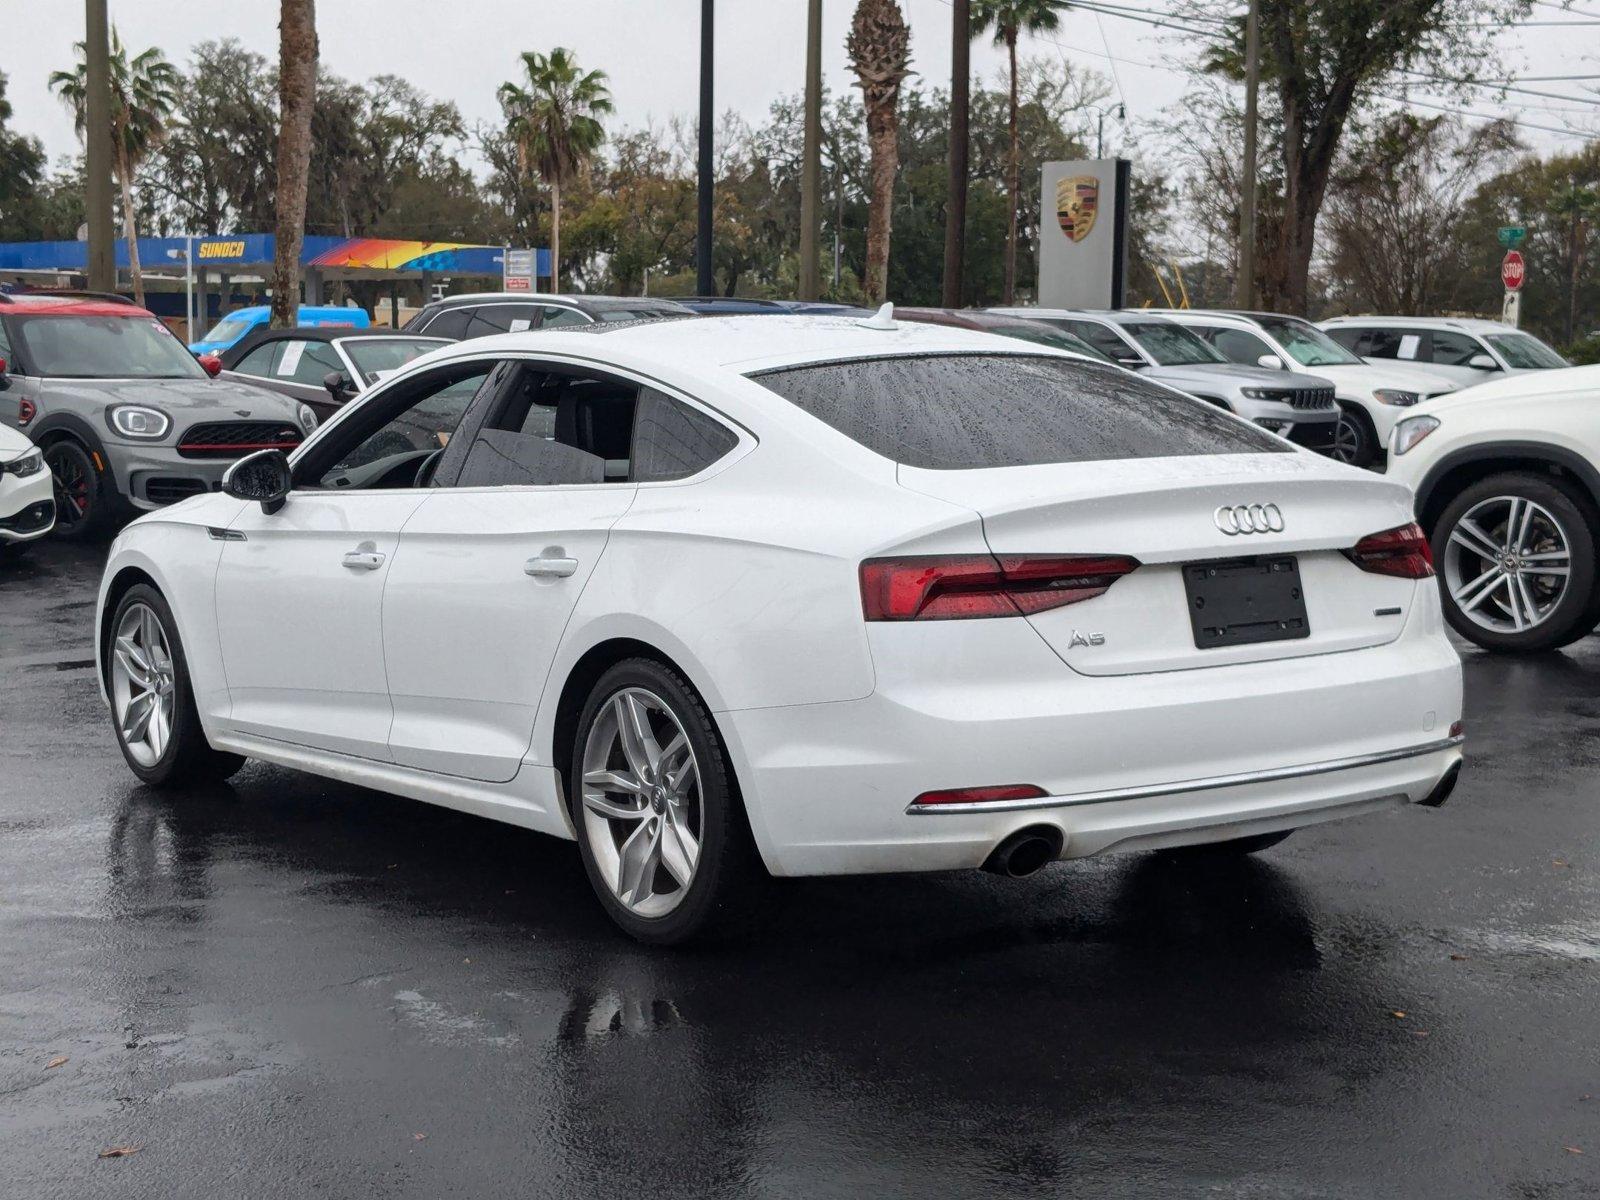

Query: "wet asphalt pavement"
left=1, top=540, right=1597, bottom=1199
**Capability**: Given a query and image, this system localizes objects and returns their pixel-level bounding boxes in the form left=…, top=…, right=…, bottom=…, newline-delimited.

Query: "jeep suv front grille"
left=178, top=421, right=303, bottom=459
left=1289, top=386, right=1336, bottom=410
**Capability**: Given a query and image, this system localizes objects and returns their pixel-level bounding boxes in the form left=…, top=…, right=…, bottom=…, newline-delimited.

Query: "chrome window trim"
left=905, top=735, right=1465, bottom=815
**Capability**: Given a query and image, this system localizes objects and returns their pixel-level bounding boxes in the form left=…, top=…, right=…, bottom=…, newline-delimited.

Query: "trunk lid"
left=898, top=453, right=1422, bottom=676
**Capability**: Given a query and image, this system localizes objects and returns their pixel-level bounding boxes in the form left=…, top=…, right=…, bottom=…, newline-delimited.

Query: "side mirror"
left=1257, top=353, right=1286, bottom=371
left=196, top=352, right=222, bottom=378
left=0, top=355, right=9, bottom=391
left=1467, top=353, right=1499, bottom=371
left=323, top=370, right=356, bottom=404
left=222, top=448, right=292, bottom=515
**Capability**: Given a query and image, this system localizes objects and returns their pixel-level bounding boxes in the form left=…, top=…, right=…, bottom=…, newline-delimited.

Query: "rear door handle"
left=525, top=556, right=579, bottom=578
left=341, top=550, right=385, bottom=571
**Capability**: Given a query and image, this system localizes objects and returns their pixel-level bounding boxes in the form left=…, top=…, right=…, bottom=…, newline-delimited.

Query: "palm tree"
left=50, top=31, right=179, bottom=307
left=271, top=0, right=318, bottom=329
left=972, top=0, right=1070, bottom=303
left=848, top=0, right=912, bottom=304
left=498, top=48, right=613, bottom=293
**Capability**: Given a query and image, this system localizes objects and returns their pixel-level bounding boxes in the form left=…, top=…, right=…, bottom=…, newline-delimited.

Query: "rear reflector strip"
left=860, top=553, right=1140, bottom=621
left=912, top=784, right=1049, bottom=807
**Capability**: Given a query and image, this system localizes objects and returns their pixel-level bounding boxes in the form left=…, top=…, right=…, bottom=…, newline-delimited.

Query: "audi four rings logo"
left=1214, top=503, right=1285, bottom=535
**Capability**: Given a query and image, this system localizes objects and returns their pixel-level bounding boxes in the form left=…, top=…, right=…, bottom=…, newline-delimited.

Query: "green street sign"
left=1498, top=225, right=1527, bottom=248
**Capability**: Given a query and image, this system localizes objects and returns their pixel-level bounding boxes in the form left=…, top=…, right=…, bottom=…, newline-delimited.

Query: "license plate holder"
left=1184, top=555, right=1310, bottom=649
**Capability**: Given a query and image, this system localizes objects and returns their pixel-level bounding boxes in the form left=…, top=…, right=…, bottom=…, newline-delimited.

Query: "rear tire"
left=1163, top=830, right=1293, bottom=856
left=1431, top=472, right=1597, bottom=653
left=44, top=438, right=114, bottom=541
left=107, top=584, right=246, bottom=788
left=569, top=657, right=762, bottom=945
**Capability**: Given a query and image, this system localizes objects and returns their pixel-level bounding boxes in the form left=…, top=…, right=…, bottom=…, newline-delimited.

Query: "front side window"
left=1253, top=316, right=1362, bottom=367
left=303, top=362, right=493, bottom=490
left=343, top=338, right=446, bottom=385
left=1060, top=320, right=1144, bottom=366
left=13, top=315, right=206, bottom=379
left=1485, top=332, right=1569, bottom=370
left=274, top=339, right=343, bottom=385
left=420, top=308, right=471, bottom=339
left=1122, top=321, right=1227, bottom=366
left=1205, top=327, right=1277, bottom=366
left=753, top=353, right=1288, bottom=471
left=231, top=342, right=281, bottom=377
left=1429, top=330, right=1490, bottom=367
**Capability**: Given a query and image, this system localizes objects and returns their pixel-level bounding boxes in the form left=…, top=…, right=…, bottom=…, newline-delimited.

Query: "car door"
left=379, top=360, right=641, bottom=781
left=212, top=358, right=495, bottom=760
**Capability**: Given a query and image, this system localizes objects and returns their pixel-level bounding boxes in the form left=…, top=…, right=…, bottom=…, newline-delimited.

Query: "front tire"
left=1432, top=472, right=1597, bottom=653
left=107, top=584, right=245, bottom=787
left=570, top=658, right=761, bottom=945
left=44, top=438, right=114, bottom=540
left=1331, top=406, right=1377, bottom=468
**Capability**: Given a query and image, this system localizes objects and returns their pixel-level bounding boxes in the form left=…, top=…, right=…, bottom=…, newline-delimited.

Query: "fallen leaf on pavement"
left=1553, top=859, right=1570, bottom=868
left=1449, top=954, right=1470, bottom=961
left=98, top=1146, right=142, bottom=1159
left=1564, top=1146, right=1583, bottom=1155
left=45, top=1056, right=68, bottom=1070
left=1413, top=1031, right=1430, bottom=1038
left=1391, top=1011, right=1407, bottom=1019
left=413, top=1132, right=427, bottom=1141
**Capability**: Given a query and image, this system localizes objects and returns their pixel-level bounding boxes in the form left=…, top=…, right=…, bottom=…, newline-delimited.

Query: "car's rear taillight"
left=1344, top=522, right=1434, bottom=579
left=860, top=553, right=1140, bottom=621
left=17, top=398, right=35, bottom=426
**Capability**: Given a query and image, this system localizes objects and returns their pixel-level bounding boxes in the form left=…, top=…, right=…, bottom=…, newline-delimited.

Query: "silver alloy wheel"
left=110, top=602, right=177, bottom=767
left=580, top=687, right=702, bottom=918
left=1442, top=494, right=1572, bottom=634
left=1330, top=415, right=1361, bottom=464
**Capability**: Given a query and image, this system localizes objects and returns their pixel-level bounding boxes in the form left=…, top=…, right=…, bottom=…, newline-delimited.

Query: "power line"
left=1398, top=69, right=1600, bottom=106
left=1375, top=90, right=1594, bottom=139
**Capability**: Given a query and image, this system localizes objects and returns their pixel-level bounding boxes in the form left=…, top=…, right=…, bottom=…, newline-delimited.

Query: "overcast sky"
left=5, top=1, right=1593, bottom=185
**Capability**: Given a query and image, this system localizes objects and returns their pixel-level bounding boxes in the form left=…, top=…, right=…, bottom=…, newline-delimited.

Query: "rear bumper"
left=721, top=602, right=1462, bottom=877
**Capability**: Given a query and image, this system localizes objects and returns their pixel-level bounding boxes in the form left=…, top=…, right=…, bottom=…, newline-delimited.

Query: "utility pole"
left=84, top=0, right=115, bottom=293
left=1235, top=0, right=1260, bottom=310
left=942, top=0, right=970, bottom=308
left=799, top=0, right=823, bottom=300
left=696, top=0, right=716, bottom=296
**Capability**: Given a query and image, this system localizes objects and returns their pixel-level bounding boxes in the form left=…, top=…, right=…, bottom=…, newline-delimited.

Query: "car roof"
left=0, top=294, right=155, bottom=318
left=406, top=312, right=1062, bottom=377
left=425, top=292, right=693, bottom=314
left=1319, top=315, right=1519, bottom=333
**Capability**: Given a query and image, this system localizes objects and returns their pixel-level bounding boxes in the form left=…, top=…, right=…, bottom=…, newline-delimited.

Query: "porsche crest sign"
left=1039, top=159, right=1130, bottom=308
left=1055, top=176, right=1099, bottom=243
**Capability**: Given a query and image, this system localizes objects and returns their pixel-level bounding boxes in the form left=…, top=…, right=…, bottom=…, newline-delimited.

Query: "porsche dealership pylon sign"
left=1039, top=159, right=1130, bottom=308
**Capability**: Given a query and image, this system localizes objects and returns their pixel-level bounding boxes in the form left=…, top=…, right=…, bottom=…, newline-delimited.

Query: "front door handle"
left=525, top=555, right=579, bottom=578
left=342, top=550, right=385, bottom=571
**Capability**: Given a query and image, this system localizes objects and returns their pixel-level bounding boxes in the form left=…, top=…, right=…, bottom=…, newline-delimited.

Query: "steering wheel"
left=414, top=447, right=446, bottom=488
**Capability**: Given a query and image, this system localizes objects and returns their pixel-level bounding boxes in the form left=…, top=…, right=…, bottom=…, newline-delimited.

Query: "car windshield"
left=13, top=315, right=206, bottom=379
left=199, top=316, right=253, bottom=344
left=988, top=324, right=1117, bottom=364
left=1485, top=332, right=1569, bottom=370
left=752, top=353, right=1287, bottom=470
left=1122, top=321, right=1227, bottom=366
left=343, top=338, right=448, bottom=384
left=1255, top=316, right=1363, bottom=366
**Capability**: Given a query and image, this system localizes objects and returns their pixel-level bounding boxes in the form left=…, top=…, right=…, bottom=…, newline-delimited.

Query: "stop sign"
left=1502, top=250, right=1525, bottom=291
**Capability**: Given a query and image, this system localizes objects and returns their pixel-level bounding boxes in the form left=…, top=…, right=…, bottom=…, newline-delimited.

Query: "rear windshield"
left=751, top=353, right=1288, bottom=470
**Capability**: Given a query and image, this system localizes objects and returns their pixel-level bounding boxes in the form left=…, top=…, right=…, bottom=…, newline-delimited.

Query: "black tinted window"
left=632, top=389, right=738, bottom=482
left=752, top=354, right=1287, bottom=470
left=1060, top=321, right=1143, bottom=365
left=422, top=308, right=471, bottom=339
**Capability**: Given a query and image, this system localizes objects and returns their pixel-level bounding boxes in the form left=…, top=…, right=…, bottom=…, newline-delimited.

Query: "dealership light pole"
left=1235, top=0, right=1260, bottom=309
left=799, top=0, right=823, bottom=300
left=942, top=0, right=970, bottom=308
left=84, top=0, right=116, bottom=292
left=696, top=0, right=715, bottom=296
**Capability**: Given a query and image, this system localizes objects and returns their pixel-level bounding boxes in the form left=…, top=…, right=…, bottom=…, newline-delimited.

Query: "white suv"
left=1319, top=315, right=1571, bottom=388
left=1155, top=310, right=1458, bottom=469
left=1386, top=363, right=1600, bottom=652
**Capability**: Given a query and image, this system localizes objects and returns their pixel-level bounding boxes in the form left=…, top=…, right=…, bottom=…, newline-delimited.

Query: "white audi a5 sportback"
left=95, top=314, right=1464, bottom=942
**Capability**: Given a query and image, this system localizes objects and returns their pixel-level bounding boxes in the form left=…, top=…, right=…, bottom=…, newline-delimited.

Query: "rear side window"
left=421, top=308, right=471, bottom=339
left=752, top=354, right=1288, bottom=470
left=632, top=388, right=738, bottom=482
